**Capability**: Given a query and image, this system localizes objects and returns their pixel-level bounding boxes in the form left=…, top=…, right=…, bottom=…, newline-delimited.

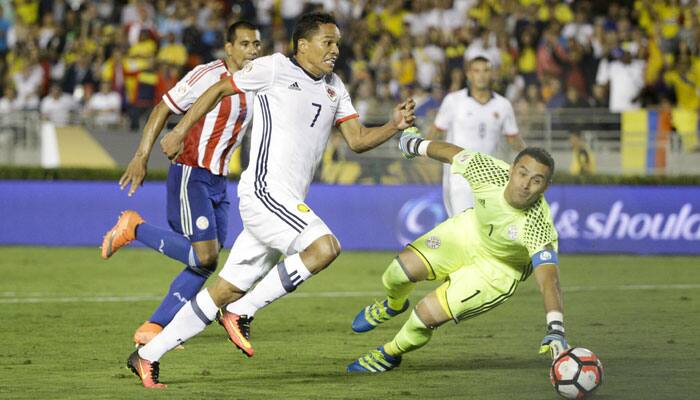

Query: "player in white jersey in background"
left=431, top=56, right=526, bottom=217
left=127, top=12, right=416, bottom=388
left=101, top=21, right=260, bottom=346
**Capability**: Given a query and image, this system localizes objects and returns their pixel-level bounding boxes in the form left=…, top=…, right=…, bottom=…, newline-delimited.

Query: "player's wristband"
left=416, top=140, right=431, bottom=156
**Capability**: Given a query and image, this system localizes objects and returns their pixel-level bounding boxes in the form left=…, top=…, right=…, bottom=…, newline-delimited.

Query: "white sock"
left=139, top=289, right=218, bottom=362
left=226, top=253, right=311, bottom=317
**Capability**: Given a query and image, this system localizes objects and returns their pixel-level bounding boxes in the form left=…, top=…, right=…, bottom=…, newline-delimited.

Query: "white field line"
left=1, top=284, right=699, bottom=304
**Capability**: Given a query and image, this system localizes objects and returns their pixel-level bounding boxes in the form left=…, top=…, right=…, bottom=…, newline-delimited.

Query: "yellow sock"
left=385, top=310, right=433, bottom=356
left=382, top=258, right=415, bottom=310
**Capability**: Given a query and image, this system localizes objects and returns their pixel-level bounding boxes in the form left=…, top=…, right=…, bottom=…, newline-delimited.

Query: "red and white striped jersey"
left=162, top=59, right=254, bottom=175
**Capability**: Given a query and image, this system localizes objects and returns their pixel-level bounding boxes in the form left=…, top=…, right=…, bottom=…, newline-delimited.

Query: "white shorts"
left=443, top=173, right=475, bottom=217
left=219, top=192, right=333, bottom=290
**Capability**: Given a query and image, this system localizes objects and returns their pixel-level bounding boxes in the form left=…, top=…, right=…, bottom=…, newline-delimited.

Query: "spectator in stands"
left=156, top=32, right=187, bottom=68
left=62, top=52, right=96, bottom=99
left=0, top=86, right=22, bottom=113
left=590, top=84, right=609, bottom=108
left=569, top=130, right=596, bottom=176
left=40, top=83, right=77, bottom=126
left=517, top=27, right=538, bottom=86
left=545, top=78, right=566, bottom=109
left=595, top=45, right=645, bottom=112
left=12, top=60, right=43, bottom=110
left=85, top=80, right=122, bottom=128
left=465, top=27, right=500, bottom=67
left=663, top=58, right=700, bottom=111
left=563, top=85, right=591, bottom=109
left=563, top=6, right=594, bottom=47
left=537, top=25, right=567, bottom=81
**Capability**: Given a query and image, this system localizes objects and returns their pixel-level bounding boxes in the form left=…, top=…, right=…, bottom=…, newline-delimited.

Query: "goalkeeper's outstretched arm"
left=533, top=258, right=568, bottom=358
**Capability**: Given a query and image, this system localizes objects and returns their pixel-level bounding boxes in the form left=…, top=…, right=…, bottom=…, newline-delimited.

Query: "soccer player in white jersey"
left=431, top=56, right=526, bottom=217
left=101, top=22, right=261, bottom=346
left=126, top=12, right=416, bottom=388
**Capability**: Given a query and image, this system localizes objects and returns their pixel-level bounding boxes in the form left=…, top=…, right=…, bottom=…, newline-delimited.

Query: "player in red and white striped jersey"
left=103, top=21, right=261, bottom=349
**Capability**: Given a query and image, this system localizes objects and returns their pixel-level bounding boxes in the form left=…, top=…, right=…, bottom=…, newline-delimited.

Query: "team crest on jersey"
left=174, top=81, right=189, bottom=96
left=297, top=203, right=311, bottom=213
left=241, top=61, right=254, bottom=73
left=196, top=216, right=210, bottom=230
left=425, top=236, right=441, bottom=249
left=325, top=86, right=337, bottom=101
left=478, top=199, right=486, bottom=207
left=507, top=225, right=518, bottom=240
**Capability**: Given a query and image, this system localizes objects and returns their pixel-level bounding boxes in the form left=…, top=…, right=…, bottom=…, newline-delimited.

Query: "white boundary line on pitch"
left=1, top=284, right=699, bottom=304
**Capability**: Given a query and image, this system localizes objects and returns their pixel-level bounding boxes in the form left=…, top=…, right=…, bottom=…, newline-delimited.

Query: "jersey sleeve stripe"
left=334, top=113, right=359, bottom=126
left=187, top=60, right=224, bottom=86
left=229, top=76, right=242, bottom=93
left=163, top=92, right=186, bottom=114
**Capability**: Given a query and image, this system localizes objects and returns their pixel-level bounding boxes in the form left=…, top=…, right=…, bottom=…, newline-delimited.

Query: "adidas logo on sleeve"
left=288, top=82, right=301, bottom=91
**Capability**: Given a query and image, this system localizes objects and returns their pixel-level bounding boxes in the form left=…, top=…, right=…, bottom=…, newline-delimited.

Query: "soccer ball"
left=550, top=347, right=604, bottom=399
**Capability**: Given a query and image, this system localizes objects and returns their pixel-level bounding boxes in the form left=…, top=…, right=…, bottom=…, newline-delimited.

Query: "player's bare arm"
left=534, top=256, right=568, bottom=358
left=338, top=98, right=416, bottom=153
left=160, top=78, right=238, bottom=160
left=120, top=101, right=173, bottom=196
left=507, top=133, right=526, bottom=152
left=533, top=262, right=564, bottom=315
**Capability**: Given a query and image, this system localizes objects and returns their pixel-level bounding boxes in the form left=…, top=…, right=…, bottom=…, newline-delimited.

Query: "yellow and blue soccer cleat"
left=347, top=346, right=401, bottom=373
left=351, top=299, right=409, bottom=333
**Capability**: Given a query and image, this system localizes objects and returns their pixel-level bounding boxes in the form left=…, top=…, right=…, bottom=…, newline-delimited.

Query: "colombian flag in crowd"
left=622, top=109, right=699, bottom=174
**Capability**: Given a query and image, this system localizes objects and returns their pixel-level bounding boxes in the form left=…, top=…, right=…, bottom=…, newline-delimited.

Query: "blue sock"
left=136, top=223, right=200, bottom=266
left=148, top=266, right=210, bottom=327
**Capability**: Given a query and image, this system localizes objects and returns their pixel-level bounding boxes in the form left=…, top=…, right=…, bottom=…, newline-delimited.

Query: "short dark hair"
left=513, top=147, right=555, bottom=177
left=467, top=55, right=491, bottom=68
left=292, top=12, right=337, bottom=54
left=227, top=21, right=259, bottom=43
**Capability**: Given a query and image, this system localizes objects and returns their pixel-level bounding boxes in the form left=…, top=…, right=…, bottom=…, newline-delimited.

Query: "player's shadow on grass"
left=408, top=356, right=544, bottom=372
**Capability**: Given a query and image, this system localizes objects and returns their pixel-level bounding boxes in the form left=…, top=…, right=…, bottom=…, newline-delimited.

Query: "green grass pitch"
left=0, top=247, right=698, bottom=399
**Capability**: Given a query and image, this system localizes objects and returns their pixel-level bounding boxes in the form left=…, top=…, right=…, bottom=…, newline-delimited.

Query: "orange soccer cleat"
left=133, top=322, right=163, bottom=347
left=127, top=350, right=167, bottom=389
left=101, top=210, right=144, bottom=259
left=218, top=310, right=254, bottom=357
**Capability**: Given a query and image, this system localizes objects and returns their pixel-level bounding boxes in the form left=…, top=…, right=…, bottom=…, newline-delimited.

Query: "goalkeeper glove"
left=539, top=321, right=569, bottom=359
left=398, top=127, right=424, bottom=159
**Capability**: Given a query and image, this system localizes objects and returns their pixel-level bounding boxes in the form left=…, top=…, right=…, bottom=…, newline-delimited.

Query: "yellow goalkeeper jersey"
left=450, top=150, right=559, bottom=279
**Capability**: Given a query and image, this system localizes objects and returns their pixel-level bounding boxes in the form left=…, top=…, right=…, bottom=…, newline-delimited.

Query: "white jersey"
left=163, top=59, right=254, bottom=176
left=434, top=88, right=518, bottom=153
left=434, top=88, right=518, bottom=216
left=229, top=53, right=358, bottom=199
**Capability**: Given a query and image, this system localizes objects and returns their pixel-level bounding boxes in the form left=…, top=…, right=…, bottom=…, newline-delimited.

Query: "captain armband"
left=531, top=248, right=558, bottom=268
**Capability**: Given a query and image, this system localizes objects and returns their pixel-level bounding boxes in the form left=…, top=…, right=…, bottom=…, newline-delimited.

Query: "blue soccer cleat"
left=352, top=299, right=409, bottom=333
left=347, top=346, right=401, bottom=373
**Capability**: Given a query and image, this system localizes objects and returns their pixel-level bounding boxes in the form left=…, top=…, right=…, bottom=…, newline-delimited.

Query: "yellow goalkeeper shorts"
left=408, top=210, right=519, bottom=323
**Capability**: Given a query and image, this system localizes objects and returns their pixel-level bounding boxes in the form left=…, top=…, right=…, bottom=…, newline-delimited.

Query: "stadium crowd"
left=0, top=0, right=698, bottom=129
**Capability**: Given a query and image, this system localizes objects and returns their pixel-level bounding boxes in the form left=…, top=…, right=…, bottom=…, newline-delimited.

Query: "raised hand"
left=392, top=98, right=416, bottom=131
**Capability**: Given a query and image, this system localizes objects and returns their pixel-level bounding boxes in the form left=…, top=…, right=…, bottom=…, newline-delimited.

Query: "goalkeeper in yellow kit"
left=347, top=129, right=569, bottom=372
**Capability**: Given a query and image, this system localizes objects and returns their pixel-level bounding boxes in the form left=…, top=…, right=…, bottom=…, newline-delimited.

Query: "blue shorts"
left=166, top=164, right=229, bottom=244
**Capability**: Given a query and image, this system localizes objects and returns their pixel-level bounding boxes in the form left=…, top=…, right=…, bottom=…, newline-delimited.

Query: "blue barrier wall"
left=1, top=181, right=699, bottom=254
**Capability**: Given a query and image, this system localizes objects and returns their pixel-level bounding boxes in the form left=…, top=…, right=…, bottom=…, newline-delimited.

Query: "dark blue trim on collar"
left=289, top=57, right=322, bottom=81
